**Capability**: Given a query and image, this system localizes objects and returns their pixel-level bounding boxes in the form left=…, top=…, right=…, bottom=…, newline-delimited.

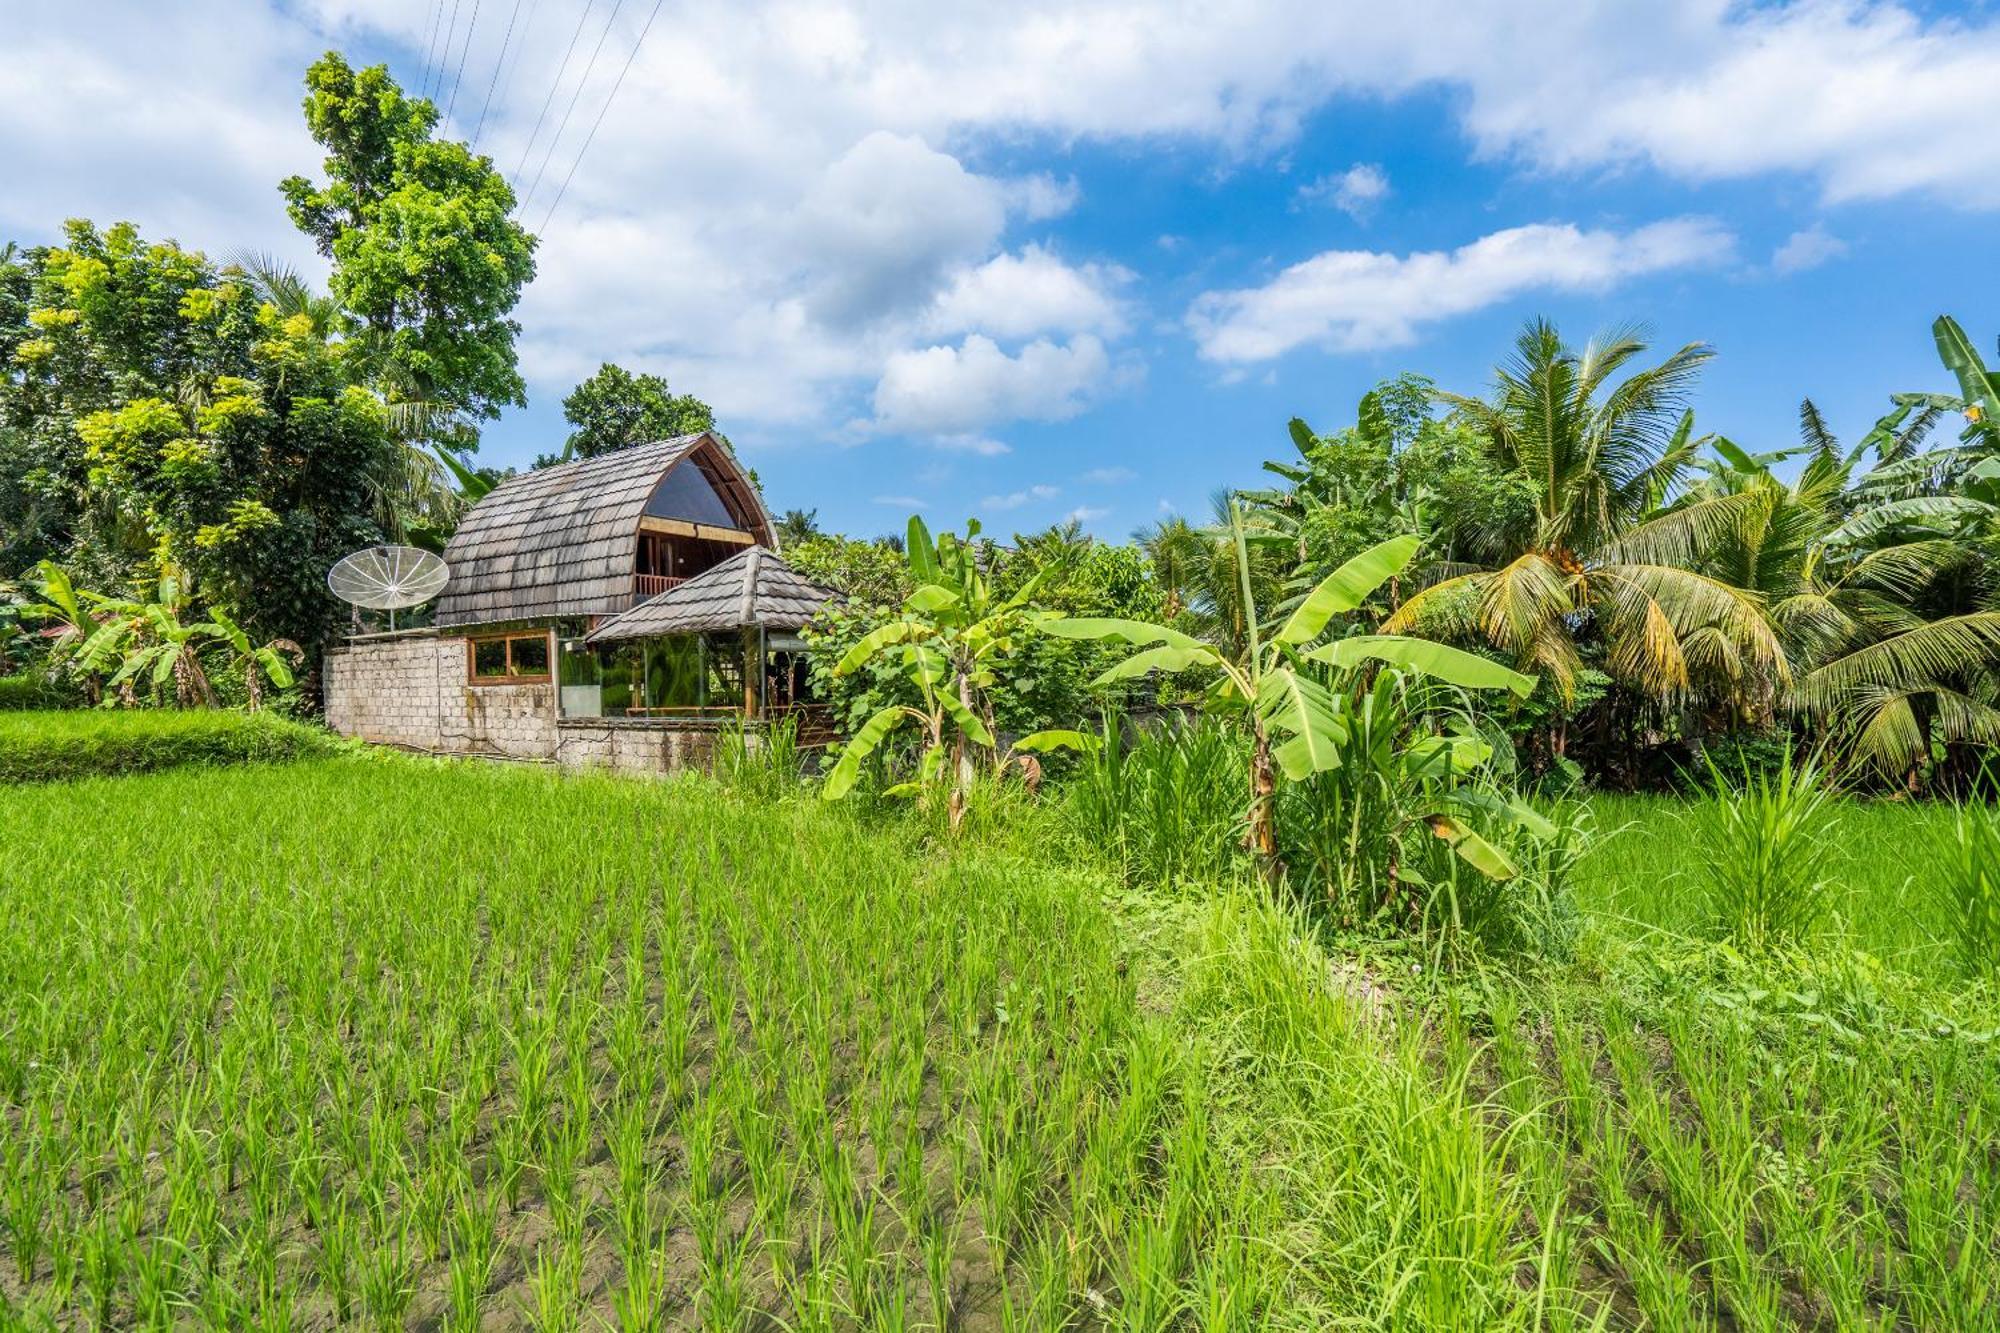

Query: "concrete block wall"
left=325, top=633, right=720, bottom=776
left=554, top=720, right=718, bottom=775
left=323, top=633, right=556, bottom=761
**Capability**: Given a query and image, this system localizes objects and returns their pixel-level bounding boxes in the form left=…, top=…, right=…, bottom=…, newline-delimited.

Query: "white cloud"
left=931, top=434, right=1012, bottom=456
left=1067, top=505, right=1110, bottom=522
left=873, top=493, right=931, bottom=508
left=1772, top=224, right=1848, bottom=275
left=1081, top=466, right=1136, bottom=483
left=1188, top=217, right=1735, bottom=362
left=981, top=483, right=1061, bottom=510
left=872, top=334, right=1110, bottom=434
left=792, top=131, right=1008, bottom=328
left=8, top=0, right=2000, bottom=467
left=1297, top=163, right=1389, bottom=218
left=926, top=245, right=1130, bottom=341
left=1005, top=173, right=1081, bottom=221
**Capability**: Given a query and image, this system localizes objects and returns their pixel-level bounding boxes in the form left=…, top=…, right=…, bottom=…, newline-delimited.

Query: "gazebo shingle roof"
left=434, top=434, right=773, bottom=626
left=586, top=547, right=836, bottom=643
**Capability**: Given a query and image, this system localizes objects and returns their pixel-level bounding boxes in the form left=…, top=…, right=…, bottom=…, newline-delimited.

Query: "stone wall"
left=552, top=719, right=720, bottom=775
left=323, top=632, right=556, bottom=761
left=324, top=632, right=721, bottom=776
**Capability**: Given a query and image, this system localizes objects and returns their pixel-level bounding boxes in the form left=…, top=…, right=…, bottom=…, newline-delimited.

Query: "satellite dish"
left=328, top=545, right=449, bottom=630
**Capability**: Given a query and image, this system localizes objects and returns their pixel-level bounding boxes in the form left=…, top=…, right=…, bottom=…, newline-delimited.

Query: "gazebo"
left=574, top=546, right=836, bottom=729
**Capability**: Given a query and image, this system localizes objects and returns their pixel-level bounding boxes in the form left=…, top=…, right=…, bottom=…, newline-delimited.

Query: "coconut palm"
left=1386, top=320, right=1783, bottom=706
left=1642, top=390, right=2000, bottom=779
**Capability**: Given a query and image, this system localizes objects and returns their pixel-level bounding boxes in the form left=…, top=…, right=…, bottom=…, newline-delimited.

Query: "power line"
left=511, top=0, right=596, bottom=189
left=428, top=0, right=462, bottom=101
left=419, top=0, right=445, bottom=94
left=445, top=0, right=484, bottom=122
left=473, top=0, right=532, bottom=148
left=539, top=0, right=665, bottom=233
left=519, top=0, right=625, bottom=213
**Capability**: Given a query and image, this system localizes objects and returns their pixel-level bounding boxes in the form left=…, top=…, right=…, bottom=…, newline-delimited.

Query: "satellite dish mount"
left=327, top=545, right=451, bottom=631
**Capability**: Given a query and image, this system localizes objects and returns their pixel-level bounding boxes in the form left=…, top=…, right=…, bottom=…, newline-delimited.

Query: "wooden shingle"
left=585, top=547, right=837, bottom=643
left=434, top=434, right=776, bottom=626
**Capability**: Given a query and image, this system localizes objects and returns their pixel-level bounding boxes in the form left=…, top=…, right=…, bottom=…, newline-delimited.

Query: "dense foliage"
left=534, top=362, right=716, bottom=469
left=0, top=708, right=335, bottom=783
left=0, top=53, right=539, bottom=700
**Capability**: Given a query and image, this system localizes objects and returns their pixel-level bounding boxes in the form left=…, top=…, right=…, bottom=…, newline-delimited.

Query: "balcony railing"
left=634, top=573, right=685, bottom=599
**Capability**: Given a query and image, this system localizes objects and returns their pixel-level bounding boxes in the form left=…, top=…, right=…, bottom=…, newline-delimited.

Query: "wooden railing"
left=634, top=573, right=685, bottom=598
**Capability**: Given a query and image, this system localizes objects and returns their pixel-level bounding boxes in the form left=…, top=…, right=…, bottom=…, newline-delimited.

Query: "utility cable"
left=538, top=0, right=665, bottom=232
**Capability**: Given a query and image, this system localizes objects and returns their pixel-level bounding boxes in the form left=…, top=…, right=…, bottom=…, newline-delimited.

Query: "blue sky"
left=3, top=1, right=1995, bottom=541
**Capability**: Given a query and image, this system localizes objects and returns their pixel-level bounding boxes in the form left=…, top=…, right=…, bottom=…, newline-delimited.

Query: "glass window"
left=642, top=459, right=742, bottom=528
left=510, top=635, right=549, bottom=676
left=469, top=633, right=552, bottom=685
left=472, top=638, right=508, bottom=678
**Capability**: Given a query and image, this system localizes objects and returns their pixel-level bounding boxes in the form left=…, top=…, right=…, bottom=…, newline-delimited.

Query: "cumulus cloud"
left=9, top=0, right=2000, bottom=461
left=1297, top=163, right=1389, bottom=218
left=1188, top=217, right=1735, bottom=362
left=1080, top=465, right=1136, bottom=483
left=871, top=334, right=1110, bottom=435
left=792, top=131, right=1008, bottom=328
left=1067, top=505, right=1110, bottom=522
left=925, top=245, right=1130, bottom=341
left=1772, top=224, right=1848, bottom=275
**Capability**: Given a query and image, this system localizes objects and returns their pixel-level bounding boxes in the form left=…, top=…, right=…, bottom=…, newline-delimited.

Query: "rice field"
left=1, top=745, right=1996, bottom=1328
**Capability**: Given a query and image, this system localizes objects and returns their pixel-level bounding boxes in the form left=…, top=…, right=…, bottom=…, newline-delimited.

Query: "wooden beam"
left=635, top=516, right=756, bottom=544
left=637, top=515, right=697, bottom=537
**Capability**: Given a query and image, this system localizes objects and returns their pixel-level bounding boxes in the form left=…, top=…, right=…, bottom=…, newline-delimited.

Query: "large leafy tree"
left=0, top=223, right=260, bottom=581
left=281, top=52, right=537, bottom=424
left=1387, top=320, right=1782, bottom=710
left=536, top=362, right=717, bottom=467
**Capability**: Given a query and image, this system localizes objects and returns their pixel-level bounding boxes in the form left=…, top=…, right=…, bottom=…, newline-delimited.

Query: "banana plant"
left=1935, top=316, right=2000, bottom=439
left=211, top=607, right=302, bottom=711
left=1041, top=500, right=1535, bottom=884
left=102, top=574, right=226, bottom=708
left=17, top=560, right=128, bottom=704
left=822, top=515, right=1066, bottom=823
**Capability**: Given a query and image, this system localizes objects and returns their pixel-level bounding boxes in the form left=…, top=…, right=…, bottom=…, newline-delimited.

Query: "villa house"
left=322, top=432, right=837, bottom=773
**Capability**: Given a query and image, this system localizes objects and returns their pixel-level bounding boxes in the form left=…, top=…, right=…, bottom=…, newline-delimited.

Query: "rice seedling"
left=1688, top=750, right=1842, bottom=947
left=1931, top=797, right=2000, bottom=978
left=3, top=734, right=1996, bottom=1328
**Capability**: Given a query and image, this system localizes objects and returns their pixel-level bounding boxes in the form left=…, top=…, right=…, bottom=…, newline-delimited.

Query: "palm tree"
left=1386, top=321, right=1782, bottom=714
left=775, top=508, right=821, bottom=547
left=1642, top=394, right=2000, bottom=780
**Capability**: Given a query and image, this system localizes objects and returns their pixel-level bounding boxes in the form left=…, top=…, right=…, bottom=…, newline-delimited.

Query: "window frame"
left=465, top=629, right=554, bottom=686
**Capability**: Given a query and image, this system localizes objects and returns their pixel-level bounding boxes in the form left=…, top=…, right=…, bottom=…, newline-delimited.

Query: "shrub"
left=0, top=673, right=81, bottom=711
left=0, top=709, right=338, bottom=783
left=1932, top=801, right=2000, bottom=979
left=1689, top=750, right=1840, bottom=948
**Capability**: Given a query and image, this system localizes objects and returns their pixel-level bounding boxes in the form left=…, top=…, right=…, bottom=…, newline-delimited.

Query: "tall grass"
left=1687, top=751, right=1841, bottom=948
left=1933, top=800, right=2000, bottom=979
left=4, top=744, right=1994, bottom=1325
left=1069, top=710, right=1242, bottom=886
left=0, top=708, right=336, bottom=783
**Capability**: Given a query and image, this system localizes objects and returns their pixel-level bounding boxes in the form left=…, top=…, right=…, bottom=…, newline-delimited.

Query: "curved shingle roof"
left=434, top=433, right=774, bottom=626
left=586, top=547, right=836, bottom=642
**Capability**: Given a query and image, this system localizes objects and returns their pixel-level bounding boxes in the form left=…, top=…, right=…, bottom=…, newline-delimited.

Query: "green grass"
left=1, top=751, right=1994, bottom=1328
left=1576, top=790, right=1962, bottom=973
left=0, top=708, right=336, bottom=783
left=0, top=674, right=79, bottom=711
